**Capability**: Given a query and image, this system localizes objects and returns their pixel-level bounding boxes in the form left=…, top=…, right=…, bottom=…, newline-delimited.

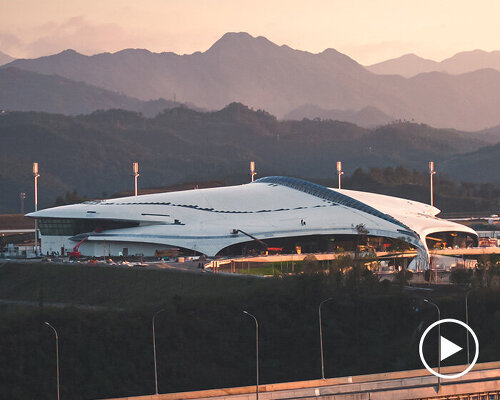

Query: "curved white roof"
left=28, top=176, right=476, bottom=260
left=335, top=188, right=477, bottom=245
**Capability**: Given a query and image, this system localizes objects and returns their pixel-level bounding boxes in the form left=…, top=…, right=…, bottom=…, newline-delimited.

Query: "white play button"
left=419, top=318, right=479, bottom=379
left=440, top=336, right=462, bottom=362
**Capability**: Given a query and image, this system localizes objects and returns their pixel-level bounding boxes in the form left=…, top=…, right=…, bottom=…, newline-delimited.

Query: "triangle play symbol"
left=441, top=336, right=462, bottom=362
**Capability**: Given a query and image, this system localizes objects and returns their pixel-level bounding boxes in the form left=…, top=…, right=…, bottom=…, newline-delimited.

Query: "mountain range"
left=441, top=139, right=500, bottom=183
left=0, top=67, right=197, bottom=116
left=4, top=32, right=500, bottom=131
left=1, top=104, right=498, bottom=214
left=367, top=50, right=500, bottom=77
left=0, top=51, right=14, bottom=66
left=284, top=105, right=394, bottom=128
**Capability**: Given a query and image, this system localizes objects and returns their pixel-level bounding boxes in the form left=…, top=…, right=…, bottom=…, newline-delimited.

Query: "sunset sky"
left=1, top=0, right=499, bottom=64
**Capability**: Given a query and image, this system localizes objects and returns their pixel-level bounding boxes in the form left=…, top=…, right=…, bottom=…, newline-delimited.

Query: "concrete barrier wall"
left=101, top=361, right=500, bottom=400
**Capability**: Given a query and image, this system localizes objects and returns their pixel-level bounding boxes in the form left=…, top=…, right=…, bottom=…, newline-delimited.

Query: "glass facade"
left=38, top=218, right=139, bottom=236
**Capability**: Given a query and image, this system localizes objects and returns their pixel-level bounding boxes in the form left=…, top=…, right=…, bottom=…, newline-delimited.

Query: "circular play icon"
left=419, top=318, right=479, bottom=379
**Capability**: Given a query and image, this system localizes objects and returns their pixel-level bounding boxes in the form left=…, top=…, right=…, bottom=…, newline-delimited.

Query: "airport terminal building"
left=27, top=176, right=477, bottom=265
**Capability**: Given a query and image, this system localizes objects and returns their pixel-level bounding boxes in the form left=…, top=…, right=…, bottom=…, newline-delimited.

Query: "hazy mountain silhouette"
left=476, top=125, right=500, bottom=144
left=0, top=67, right=195, bottom=116
left=368, top=49, right=500, bottom=77
left=0, top=51, right=14, bottom=66
left=4, top=33, right=500, bottom=130
left=441, top=140, right=500, bottom=182
left=440, top=50, right=500, bottom=74
left=284, top=105, right=394, bottom=128
left=367, top=54, right=439, bottom=77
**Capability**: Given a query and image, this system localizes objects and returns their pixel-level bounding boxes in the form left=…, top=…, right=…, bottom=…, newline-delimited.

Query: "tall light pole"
left=336, top=161, right=343, bottom=189
left=465, top=291, right=470, bottom=364
left=44, top=322, right=60, bottom=400
left=319, top=298, right=333, bottom=379
left=33, top=163, right=40, bottom=255
left=429, top=161, right=436, bottom=207
left=20, top=192, right=26, bottom=214
left=424, top=299, right=441, bottom=391
left=152, top=309, right=165, bottom=395
left=133, top=162, right=139, bottom=196
left=250, top=161, right=257, bottom=183
left=243, top=311, right=259, bottom=400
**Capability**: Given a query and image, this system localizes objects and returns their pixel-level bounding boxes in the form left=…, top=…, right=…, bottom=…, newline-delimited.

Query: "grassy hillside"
left=0, top=262, right=262, bottom=308
left=0, top=262, right=499, bottom=399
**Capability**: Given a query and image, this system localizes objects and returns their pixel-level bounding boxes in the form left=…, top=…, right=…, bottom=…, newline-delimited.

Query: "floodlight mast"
left=336, top=161, right=344, bottom=189
left=133, top=162, right=139, bottom=196
left=33, top=163, right=40, bottom=255
left=250, top=161, right=257, bottom=182
left=429, top=161, right=436, bottom=207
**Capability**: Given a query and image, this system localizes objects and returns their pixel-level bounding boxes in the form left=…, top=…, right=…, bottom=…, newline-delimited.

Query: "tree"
left=393, top=269, right=413, bottom=287
left=354, top=223, right=369, bottom=259
left=302, top=254, right=322, bottom=274
left=54, top=190, right=88, bottom=206
left=449, top=268, right=473, bottom=286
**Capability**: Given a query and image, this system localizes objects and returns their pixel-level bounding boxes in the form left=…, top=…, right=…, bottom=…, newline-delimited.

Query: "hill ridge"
left=1, top=106, right=496, bottom=213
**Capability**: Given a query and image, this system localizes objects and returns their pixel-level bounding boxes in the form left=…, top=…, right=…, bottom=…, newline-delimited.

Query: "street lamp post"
left=133, top=162, right=139, bottom=196
left=319, top=298, right=333, bottom=379
left=465, top=292, right=470, bottom=364
left=336, top=162, right=344, bottom=189
left=429, top=161, right=436, bottom=207
left=20, top=192, right=26, bottom=214
left=424, top=299, right=441, bottom=391
left=250, top=161, right=257, bottom=182
left=33, top=163, right=40, bottom=255
left=243, top=311, right=259, bottom=400
left=44, top=322, right=60, bottom=400
left=152, top=309, right=165, bottom=395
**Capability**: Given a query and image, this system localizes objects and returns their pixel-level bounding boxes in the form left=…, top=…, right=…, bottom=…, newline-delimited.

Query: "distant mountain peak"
left=46, top=49, right=87, bottom=59
left=219, top=31, right=254, bottom=41
left=209, top=32, right=255, bottom=47
left=369, top=48, right=500, bottom=77
left=113, top=48, right=155, bottom=56
left=320, top=48, right=343, bottom=56
left=0, top=50, right=15, bottom=66
left=207, top=32, right=278, bottom=53
left=318, top=47, right=362, bottom=68
left=394, top=53, right=437, bottom=63
left=59, top=49, right=81, bottom=55
left=466, top=49, right=488, bottom=54
left=401, top=53, right=423, bottom=58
